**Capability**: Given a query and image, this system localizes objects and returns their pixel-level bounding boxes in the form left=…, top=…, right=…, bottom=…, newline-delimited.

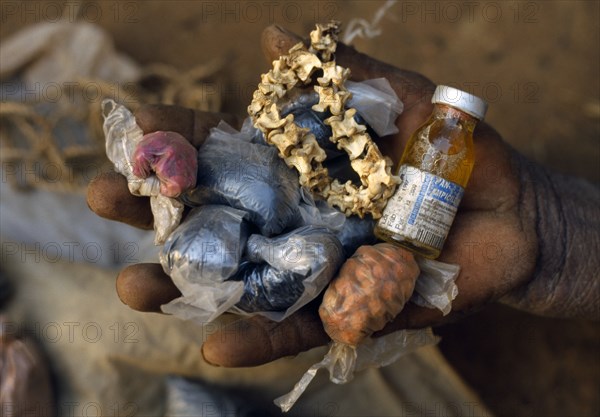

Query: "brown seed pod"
left=319, top=243, right=420, bottom=346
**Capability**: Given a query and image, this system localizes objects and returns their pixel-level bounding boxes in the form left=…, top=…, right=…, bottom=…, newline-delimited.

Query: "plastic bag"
left=412, top=257, right=460, bottom=315
left=346, top=78, right=403, bottom=137
left=297, top=189, right=376, bottom=256
left=182, top=122, right=301, bottom=237
left=274, top=328, right=439, bottom=412
left=274, top=244, right=461, bottom=412
left=102, top=99, right=184, bottom=244
left=277, top=78, right=403, bottom=146
left=132, top=131, right=198, bottom=198
left=160, top=206, right=344, bottom=323
left=230, top=226, right=344, bottom=320
left=157, top=119, right=359, bottom=324
left=319, top=244, right=421, bottom=348
left=270, top=79, right=403, bottom=186
left=278, top=89, right=344, bottom=160
left=160, top=205, right=249, bottom=322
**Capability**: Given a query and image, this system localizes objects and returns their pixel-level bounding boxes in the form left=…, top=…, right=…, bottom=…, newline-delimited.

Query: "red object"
left=133, top=131, right=198, bottom=197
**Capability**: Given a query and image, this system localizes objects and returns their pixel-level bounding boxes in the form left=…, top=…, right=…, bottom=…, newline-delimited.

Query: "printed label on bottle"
left=378, top=165, right=464, bottom=250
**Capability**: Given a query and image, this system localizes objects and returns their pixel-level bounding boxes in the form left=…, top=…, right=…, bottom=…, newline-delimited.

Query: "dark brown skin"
left=87, top=171, right=153, bottom=230
left=116, top=263, right=182, bottom=313
left=87, top=25, right=599, bottom=367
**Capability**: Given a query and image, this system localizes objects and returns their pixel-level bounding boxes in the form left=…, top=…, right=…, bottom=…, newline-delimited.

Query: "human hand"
left=88, top=25, right=542, bottom=366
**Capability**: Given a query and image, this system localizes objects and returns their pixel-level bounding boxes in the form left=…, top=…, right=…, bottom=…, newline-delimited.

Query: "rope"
left=1, top=60, right=223, bottom=193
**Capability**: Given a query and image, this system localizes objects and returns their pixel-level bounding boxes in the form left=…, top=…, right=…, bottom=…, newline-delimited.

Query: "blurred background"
left=1, top=1, right=598, bottom=416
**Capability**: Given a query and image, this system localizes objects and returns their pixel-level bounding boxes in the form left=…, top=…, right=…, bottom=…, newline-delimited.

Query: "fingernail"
left=201, top=344, right=221, bottom=367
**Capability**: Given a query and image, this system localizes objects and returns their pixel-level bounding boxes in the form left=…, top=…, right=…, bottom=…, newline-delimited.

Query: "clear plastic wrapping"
left=231, top=226, right=344, bottom=320
left=275, top=328, right=439, bottom=412
left=102, top=99, right=183, bottom=244
left=182, top=122, right=301, bottom=237
left=275, top=247, right=461, bottom=412
left=132, top=131, right=198, bottom=198
left=346, top=78, right=403, bottom=137
left=297, top=189, right=377, bottom=257
left=319, top=244, right=421, bottom=347
left=160, top=205, right=249, bottom=322
left=151, top=112, right=386, bottom=324
left=412, top=257, right=460, bottom=315
left=160, top=206, right=345, bottom=323
left=279, top=89, right=343, bottom=159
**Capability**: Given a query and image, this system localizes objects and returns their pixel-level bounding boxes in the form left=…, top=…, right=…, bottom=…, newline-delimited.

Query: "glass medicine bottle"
left=375, top=85, right=487, bottom=259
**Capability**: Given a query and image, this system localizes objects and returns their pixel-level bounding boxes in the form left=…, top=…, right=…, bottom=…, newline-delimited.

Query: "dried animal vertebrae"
left=249, top=21, right=399, bottom=218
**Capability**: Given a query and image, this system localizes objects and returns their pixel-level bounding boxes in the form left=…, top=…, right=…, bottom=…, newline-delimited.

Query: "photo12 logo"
left=197, top=1, right=338, bottom=24
left=397, top=1, right=539, bottom=24
left=1, top=240, right=139, bottom=264
left=0, top=81, right=138, bottom=105
left=1, top=1, right=139, bottom=24
left=1, top=321, right=140, bottom=344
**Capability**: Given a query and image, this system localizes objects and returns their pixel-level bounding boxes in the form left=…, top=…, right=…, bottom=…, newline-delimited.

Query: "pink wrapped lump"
left=132, top=131, right=198, bottom=197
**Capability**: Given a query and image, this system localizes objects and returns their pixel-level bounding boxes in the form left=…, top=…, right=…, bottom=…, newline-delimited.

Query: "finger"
left=202, top=304, right=328, bottom=367
left=439, top=210, right=536, bottom=306
left=384, top=209, right=536, bottom=332
left=260, top=25, right=303, bottom=64
left=134, top=104, right=241, bottom=149
left=373, top=286, right=479, bottom=336
left=87, top=171, right=154, bottom=230
left=116, top=263, right=181, bottom=313
left=260, top=25, right=434, bottom=108
left=259, top=25, right=434, bottom=165
left=260, top=26, right=520, bottom=213
left=374, top=303, right=446, bottom=336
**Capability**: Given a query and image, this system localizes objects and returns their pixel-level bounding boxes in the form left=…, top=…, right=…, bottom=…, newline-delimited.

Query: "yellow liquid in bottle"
left=375, top=104, right=477, bottom=258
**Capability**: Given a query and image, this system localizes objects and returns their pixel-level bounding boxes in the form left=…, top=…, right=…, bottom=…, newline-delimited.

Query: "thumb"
left=260, top=24, right=369, bottom=77
left=261, top=25, right=304, bottom=64
left=259, top=25, right=434, bottom=109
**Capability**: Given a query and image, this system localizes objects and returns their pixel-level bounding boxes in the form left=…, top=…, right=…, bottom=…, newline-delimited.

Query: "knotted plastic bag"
left=160, top=205, right=249, bottom=321
left=230, top=226, right=344, bottom=320
left=102, top=99, right=183, bottom=244
left=412, top=258, right=460, bottom=315
left=275, top=328, right=439, bottom=412
left=274, top=245, right=459, bottom=412
left=182, top=121, right=301, bottom=237
left=132, top=131, right=198, bottom=198
left=160, top=206, right=345, bottom=323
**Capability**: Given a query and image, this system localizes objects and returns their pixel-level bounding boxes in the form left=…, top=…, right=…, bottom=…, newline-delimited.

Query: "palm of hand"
left=87, top=26, right=538, bottom=366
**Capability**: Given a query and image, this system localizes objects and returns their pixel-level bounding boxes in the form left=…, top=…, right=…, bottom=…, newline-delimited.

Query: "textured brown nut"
left=319, top=244, right=420, bottom=346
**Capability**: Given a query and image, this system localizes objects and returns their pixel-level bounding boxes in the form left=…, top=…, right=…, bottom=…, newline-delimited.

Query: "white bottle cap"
left=432, top=85, right=488, bottom=120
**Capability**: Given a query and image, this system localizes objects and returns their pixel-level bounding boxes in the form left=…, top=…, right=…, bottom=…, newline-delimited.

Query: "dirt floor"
left=2, top=1, right=599, bottom=416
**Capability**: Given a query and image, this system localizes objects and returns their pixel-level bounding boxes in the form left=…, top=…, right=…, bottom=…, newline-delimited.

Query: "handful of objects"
left=103, top=22, right=459, bottom=412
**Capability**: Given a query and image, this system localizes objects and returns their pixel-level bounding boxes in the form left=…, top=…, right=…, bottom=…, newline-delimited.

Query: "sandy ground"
left=1, top=1, right=599, bottom=416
